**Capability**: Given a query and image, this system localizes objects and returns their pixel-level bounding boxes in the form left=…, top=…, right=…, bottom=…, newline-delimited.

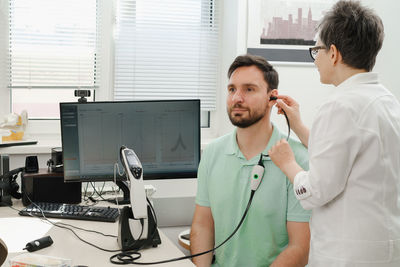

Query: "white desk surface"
left=0, top=135, right=60, bottom=155
left=0, top=200, right=195, bottom=267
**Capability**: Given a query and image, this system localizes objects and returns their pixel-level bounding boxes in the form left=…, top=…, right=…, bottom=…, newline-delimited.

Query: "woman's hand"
left=269, top=139, right=303, bottom=183
left=276, top=95, right=301, bottom=127
left=275, top=95, right=310, bottom=148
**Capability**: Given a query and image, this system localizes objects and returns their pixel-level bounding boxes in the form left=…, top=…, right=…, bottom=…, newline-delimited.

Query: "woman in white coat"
left=269, top=1, right=400, bottom=266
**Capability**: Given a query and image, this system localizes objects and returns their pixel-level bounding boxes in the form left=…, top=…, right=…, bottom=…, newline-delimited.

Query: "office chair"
left=0, top=237, right=7, bottom=265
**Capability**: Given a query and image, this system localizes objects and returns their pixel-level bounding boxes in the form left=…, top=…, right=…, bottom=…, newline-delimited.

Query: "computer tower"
left=21, top=169, right=81, bottom=206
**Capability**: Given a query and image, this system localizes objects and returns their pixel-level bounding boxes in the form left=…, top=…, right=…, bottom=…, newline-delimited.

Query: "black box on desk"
left=21, top=169, right=81, bottom=206
left=0, top=155, right=10, bottom=175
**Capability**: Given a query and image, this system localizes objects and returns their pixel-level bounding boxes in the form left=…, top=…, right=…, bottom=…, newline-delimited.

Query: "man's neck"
left=236, top=117, right=273, bottom=160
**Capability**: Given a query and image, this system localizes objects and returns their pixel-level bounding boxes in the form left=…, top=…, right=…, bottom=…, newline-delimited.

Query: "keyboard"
left=19, top=202, right=120, bottom=223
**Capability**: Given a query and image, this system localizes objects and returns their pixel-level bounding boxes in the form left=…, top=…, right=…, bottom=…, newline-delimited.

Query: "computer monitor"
left=60, top=100, right=200, bottom=184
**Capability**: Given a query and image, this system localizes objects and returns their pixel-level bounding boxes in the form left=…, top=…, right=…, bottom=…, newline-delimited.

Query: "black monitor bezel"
left=60, top=99, right=201, bottom=182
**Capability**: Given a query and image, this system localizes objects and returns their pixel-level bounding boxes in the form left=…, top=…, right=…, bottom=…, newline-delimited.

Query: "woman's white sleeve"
left=293, top=101, right=362, bottom=210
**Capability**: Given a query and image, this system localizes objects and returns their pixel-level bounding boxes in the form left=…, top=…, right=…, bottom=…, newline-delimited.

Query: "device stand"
left=108, top=180, right=131, bottom=205
left=118, top=205, right=161, bottom=250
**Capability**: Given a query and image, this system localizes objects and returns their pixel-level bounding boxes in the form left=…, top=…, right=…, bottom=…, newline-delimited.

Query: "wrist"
left=281, top=161, right=303, bottom=183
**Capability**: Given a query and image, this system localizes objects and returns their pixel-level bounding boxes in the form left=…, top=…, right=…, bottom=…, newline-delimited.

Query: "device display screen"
left=125, top=151, right=139, bottom=167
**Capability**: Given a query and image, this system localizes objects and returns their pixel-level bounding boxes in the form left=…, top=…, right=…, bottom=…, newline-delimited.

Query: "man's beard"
left=227, top=104, right=267, bottom=128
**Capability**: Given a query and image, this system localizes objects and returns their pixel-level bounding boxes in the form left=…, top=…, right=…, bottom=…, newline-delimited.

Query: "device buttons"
left=130, top=167, right=142, bottom=179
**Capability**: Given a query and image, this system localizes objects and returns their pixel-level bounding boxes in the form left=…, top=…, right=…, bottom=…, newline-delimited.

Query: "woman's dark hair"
left=318, top=0, right=384, bottom=71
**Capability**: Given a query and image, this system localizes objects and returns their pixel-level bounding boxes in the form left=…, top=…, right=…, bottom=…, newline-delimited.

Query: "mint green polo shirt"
left=196, top=125, right=310, bottom=267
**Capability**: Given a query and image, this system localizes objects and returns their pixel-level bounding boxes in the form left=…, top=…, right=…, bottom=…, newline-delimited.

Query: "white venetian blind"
left=114, top=0, right=219, bottom=110
left=8, top=0, right=99, bottom=90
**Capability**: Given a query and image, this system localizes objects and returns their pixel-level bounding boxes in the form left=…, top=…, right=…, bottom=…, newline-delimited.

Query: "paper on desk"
left=0, top=217, right=57, bottom=253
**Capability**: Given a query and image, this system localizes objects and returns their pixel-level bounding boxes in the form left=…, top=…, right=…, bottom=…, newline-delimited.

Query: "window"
left=114, top=0, right=219, bottom=112
left=6, top=0, right=220, bottom=125
left=8, top=0, right=99, bottom=119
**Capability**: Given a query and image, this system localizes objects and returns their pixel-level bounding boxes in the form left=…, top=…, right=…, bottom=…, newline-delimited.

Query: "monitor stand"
left=108, top=180, right=130, bottom=205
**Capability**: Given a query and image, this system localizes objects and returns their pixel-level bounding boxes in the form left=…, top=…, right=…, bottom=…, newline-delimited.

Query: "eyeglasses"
left=309, top=46, right=326, bottom=61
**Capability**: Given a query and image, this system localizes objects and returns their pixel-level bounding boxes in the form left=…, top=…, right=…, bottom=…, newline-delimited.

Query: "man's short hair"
left=318, top=0, right=384, bottom=71
left=228, top=54, right=279, bottom=91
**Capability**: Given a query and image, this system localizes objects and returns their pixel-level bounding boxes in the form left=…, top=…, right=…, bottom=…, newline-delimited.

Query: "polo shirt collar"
left=225, top=123, right=284, bottom=163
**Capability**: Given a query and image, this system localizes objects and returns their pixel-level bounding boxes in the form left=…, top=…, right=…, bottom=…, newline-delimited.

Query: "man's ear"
left=270, top=89, right=278, bottom=98
left=268, top=89, right=278, bottom=107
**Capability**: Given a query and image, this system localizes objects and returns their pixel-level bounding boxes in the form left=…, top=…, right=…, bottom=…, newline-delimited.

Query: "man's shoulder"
left=273, top=126, right=307, bottom=153
left=287, top=137, right=307, bottom=152
left=287, top=136, right=308, bottom=165
left=204, top=131, right=234, bottom=151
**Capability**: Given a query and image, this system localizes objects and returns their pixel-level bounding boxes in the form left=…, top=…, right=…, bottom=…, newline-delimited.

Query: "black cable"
left=83, top=182, right=95, bottom=201
left=110, top=191, right=256, bottom=265
left=147, top=198, right=157, bottom=227
left=50, top=219, right=121, bottom=252
left=110, top=197, right=159, bottom=264
left=281, top=109, right=291, bottom=141
left=83, top=182, right=118, bottom=206
left=6, top=204, right=21, bottom=213
left=111, top=219, right=147, bottom=265
left=262, top=108, right=291, bottom=159
left=88, top=182, right=108, bottom=201
left=128, top=104, right=291, bottom=265
left=20, top=193, right=120, bottom=250
left=14, top=183, right=256, bottom=265
left=54, top=222, right=117, bottom=238
left=8, top=204, right=118, bottom=240
left=83, top=181, right=125, bottom=204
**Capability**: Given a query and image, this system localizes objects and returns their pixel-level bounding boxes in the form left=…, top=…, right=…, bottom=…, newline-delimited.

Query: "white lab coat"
left=294, top=73, right=400, bottom=266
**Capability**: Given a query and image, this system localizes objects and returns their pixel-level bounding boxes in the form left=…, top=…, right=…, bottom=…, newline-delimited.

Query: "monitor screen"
left=60, top=100, right=200, bottom=182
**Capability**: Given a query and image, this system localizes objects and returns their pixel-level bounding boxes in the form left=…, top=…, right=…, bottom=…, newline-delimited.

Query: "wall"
left=216, top=0, right=400, bottom=138
left=366, top=0, right=400, bottom=99
left=0, top=0, right=399, bottom=137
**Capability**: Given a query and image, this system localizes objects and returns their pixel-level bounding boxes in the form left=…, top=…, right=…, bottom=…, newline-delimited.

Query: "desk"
left=0, top=200, right=195, bottom=267
left=0, top=146, right=197, bottom=228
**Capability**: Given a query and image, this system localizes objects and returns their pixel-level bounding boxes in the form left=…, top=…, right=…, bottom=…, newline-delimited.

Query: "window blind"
left=114, top=0, right=219, bottom=110
left=8, top=0, right=99, bottom=89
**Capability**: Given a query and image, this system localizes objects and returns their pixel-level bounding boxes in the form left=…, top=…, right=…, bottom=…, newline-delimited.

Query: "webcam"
left=74, top=90, right=91, bottom=103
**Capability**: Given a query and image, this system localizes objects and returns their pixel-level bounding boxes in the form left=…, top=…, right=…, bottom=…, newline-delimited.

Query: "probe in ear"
left=269, top=96, right=277, bottom=101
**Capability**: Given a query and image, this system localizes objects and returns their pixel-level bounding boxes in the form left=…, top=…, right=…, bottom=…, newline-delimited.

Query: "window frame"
left=0, top=0, right=221, bottom=139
